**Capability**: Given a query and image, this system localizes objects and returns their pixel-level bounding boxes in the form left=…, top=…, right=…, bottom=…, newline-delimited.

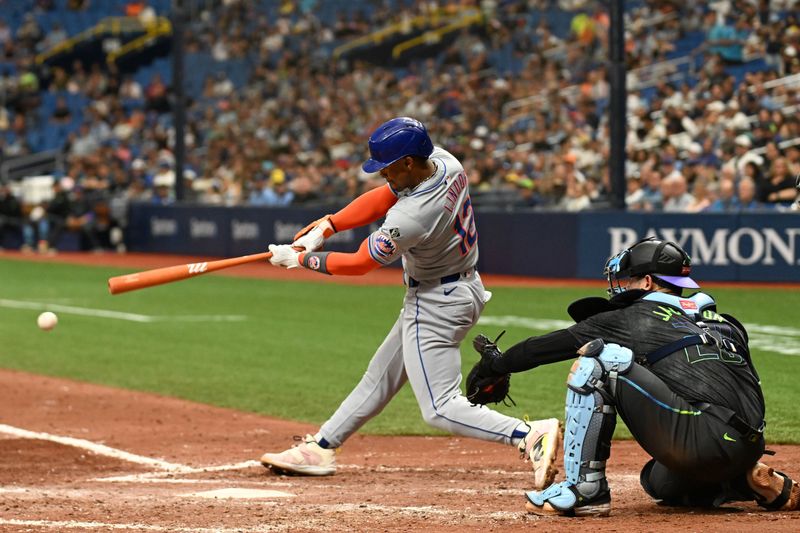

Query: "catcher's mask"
left=604, top=237, right=699, bottom=296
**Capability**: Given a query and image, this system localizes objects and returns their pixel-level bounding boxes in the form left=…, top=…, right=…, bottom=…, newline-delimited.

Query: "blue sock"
left=511, top=428, right=529, bottom=440
left=317, top=437, right=331, bottom=449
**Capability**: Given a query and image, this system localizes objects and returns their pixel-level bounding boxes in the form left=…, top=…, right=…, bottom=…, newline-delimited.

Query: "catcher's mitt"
left=466, top=331, right=514, bottom=406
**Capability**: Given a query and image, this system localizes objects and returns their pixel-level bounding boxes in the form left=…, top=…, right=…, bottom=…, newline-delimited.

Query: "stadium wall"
left=126, top=204, right=800, bottom=282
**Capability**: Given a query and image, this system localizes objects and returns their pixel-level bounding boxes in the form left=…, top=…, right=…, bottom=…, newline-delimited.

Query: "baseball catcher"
left=474, top=237, right=798, bottom=516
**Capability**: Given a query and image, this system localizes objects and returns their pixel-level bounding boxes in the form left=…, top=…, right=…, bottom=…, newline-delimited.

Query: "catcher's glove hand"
left=466, top=331, right=515, bottom=406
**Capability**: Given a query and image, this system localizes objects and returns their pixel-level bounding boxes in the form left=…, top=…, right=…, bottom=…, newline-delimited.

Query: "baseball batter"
left=261, top=117, right=560, bottom=484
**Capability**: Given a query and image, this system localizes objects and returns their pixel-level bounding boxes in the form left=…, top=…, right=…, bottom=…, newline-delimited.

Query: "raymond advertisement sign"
left=577, top=213, right=800, bottom=282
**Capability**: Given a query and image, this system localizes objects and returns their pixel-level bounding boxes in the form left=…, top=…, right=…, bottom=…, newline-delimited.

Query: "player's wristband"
left=301, top=252, right=332, bottom=275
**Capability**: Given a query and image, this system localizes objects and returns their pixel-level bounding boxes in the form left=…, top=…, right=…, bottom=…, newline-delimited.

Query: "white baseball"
left=37, top=311, right=58, bottom=331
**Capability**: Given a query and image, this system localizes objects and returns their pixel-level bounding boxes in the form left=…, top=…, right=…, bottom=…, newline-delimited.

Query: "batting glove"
left=292, top=215, right=335, bottom=252
left=268, top=244, right=301, bottom=269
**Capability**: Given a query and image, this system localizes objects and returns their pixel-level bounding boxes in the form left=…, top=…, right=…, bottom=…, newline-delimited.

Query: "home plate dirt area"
left=1, top=370, right=799, bottom=532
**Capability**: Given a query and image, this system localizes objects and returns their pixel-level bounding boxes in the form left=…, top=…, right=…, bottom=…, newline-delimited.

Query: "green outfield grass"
left=2, top=258, right=799, bottom=443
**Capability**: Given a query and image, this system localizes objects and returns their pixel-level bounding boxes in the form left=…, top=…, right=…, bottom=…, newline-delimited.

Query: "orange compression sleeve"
left=329, top=185, right=397, bottom=232
left=298, top=238, right=382, bottom=276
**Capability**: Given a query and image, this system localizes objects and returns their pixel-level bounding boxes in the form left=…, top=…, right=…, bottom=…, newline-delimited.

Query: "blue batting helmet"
left=362, top=117, right=434, bottom=173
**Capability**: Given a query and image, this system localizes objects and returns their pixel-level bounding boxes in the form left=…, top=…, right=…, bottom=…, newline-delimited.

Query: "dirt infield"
left=1, top=370, right=799, bottom=533
left=2, top=251, right=800, bottom=531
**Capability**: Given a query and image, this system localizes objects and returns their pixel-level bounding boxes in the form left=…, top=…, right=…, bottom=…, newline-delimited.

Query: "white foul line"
left=0, top=298, right=246, bottom=322
left=0, top=423, right=188, bottom=471
left=93, top=460, right=263, bottom=482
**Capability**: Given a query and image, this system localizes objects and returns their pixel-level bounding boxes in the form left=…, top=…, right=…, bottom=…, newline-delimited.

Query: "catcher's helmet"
left=362, top=117, right=434, bottom=173
left=604, top=237, right=700, bottom=295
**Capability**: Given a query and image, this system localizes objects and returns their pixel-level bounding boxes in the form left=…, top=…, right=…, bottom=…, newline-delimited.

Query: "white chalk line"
left=0, top=298, right=246, bottom=322
left=93, top=460, right=264, bottom=483
left=0, top=423, right=268, bottom=481
left=0, top=423, right=188, bottom=471
left=479, top=315, right=800, bottom=356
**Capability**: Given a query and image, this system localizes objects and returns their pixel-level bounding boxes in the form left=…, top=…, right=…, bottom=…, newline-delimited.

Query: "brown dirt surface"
left=2, top=373, right=799, bottom=533
left=2, top=251, right=800, bottom=531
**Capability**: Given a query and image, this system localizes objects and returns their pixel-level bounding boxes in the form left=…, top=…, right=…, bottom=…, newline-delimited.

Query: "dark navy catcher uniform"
left=568, top=289, right=765, bottom=505
left=479, top=238, right=788, bottom=516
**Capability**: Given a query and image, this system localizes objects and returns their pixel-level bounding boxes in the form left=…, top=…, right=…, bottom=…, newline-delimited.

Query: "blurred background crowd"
left=0, top=0, right=799, bottom=252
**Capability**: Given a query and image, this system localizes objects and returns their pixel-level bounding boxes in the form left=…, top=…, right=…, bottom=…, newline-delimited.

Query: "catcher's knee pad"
left=563, top=340, right=633, bottom=495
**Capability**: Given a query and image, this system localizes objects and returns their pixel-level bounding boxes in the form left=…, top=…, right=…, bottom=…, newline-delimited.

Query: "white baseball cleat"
left=518, top=418, right=562, bottom=490
left=260, top=435, right=337, bottom=476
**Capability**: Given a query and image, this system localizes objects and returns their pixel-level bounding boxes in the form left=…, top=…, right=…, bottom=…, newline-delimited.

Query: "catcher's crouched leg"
left=526, top=339, right=631, bottom=517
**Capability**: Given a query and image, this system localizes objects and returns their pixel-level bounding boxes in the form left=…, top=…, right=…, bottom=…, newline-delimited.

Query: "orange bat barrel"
left=108, top=251, right=274, bottom=295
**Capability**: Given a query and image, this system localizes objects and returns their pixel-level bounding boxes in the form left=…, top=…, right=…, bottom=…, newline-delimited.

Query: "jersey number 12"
left=453, top=195, right=477, bottom=255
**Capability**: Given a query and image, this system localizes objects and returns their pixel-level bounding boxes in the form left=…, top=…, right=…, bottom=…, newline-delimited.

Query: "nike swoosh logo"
left=443, top=287, right=456, bottom=296
left=532, top=436, right=545, bottom=461
left=723, top=433, right=737, bottom=442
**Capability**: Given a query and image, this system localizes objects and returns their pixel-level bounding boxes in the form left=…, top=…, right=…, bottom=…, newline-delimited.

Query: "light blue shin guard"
left=527, top=481, right=579, bottom=510
left=528, top=340, right=632, bottom=511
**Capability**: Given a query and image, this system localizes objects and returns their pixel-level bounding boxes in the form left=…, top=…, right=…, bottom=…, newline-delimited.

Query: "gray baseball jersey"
left=366, top=146, right=479, bottom=281
left=319, top=147, right=525, bottom=447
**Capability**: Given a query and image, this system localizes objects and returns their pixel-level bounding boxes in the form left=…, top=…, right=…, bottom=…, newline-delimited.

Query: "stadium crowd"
left=1, top=0, right=799, bottom=252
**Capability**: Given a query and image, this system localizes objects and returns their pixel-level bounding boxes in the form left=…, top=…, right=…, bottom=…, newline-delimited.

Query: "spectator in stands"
left=515, top=177, right=540, bottom=208
left=759, top=157, right=798, bottom=206
left=635, top=167, right=663, bottom=211
left=780, top=45, right=799, bottom=77
left=119, top=75, right=143, bottom=100
left=49, top=96, right=72, bottom=125
left=69, top=123, right=100, bottom=157
left=2, top=0, right=794, bottom=217
left=726, top=134, right=765, bottom=177
left=16, top=14, right=43, bottom=52
left=785, top=146, right=800, bottom=177
left=248, top=168, right=294, bottom=207
left=0, top=19, right=11, bottom=49
left=38, top=22, right=67, bottom=52
left=144, top=73, right=169, bottom=113
left=44, top=177, right=102, bottom=252
left=625, top=174, right=645, bottom=209
left=721, top=100, right=749, bottom=132
left=559, top=178, right=591, bottom=212
left=0, top=182, right=32, bottom=250
left=742, top=159, right=765, bottom=186
left=151, top=160, right=174, bottom=189
left=706, top=13, right=749, bottom=65
left=737, top=176, right=765, bottom=211
left=686, top=176, right=715, bottom=213
left=662, top=174, right=695, bottom=212
left=708, top=179, right=738, bottom=213
left=151, top=173, right=175, bottom=205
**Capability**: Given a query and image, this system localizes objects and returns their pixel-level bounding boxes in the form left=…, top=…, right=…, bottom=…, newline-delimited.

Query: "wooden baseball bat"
left=108, top=251, right=274, bottom=295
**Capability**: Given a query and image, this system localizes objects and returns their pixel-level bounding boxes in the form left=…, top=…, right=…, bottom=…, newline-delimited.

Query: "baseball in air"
left=37, top=311, right=58, bottom=331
